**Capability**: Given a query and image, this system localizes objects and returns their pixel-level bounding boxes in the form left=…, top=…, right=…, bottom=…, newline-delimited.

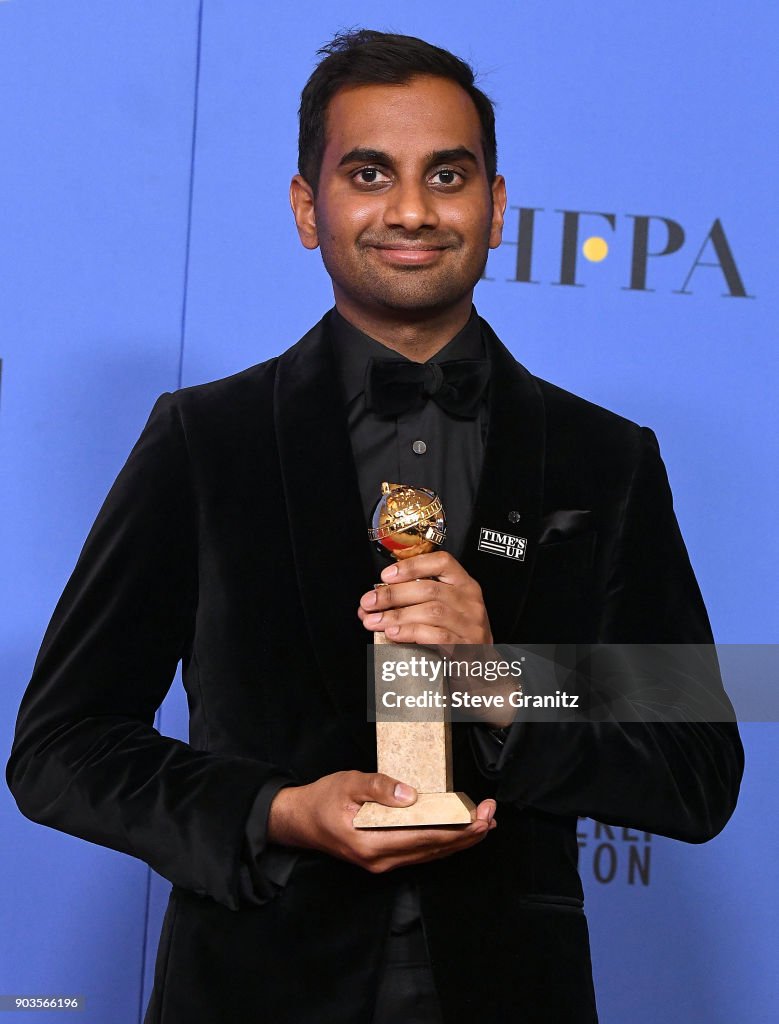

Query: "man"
left=7, top=29, right=742, bottom=1024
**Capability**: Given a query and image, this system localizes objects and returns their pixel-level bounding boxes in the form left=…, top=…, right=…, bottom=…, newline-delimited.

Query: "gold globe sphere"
left=368, top=481, right=446, bottom=561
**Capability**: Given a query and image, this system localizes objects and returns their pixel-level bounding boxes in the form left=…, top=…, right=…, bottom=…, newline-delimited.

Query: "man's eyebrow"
left=426, top=147, right=479, bottom=166
left=338, top=148, right=390, bottom=168
left=337, top=146, right=480, bottom=168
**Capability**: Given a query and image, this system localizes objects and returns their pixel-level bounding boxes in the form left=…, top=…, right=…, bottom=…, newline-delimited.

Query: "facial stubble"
left=316, top=205, right=494, bottom=316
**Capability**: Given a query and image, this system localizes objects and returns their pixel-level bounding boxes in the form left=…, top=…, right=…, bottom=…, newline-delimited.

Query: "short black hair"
left=298, top=29, right=497, bottom=193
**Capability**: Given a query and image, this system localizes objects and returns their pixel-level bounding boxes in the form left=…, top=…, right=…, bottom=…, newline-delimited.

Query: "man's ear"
left=290, top=175, right=319, bottom=250
left=489, top=174, right=507, bottom=250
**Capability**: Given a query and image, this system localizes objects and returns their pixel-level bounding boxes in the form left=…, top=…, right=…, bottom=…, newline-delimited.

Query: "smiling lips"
left=368, top=243, right=450, bottom=266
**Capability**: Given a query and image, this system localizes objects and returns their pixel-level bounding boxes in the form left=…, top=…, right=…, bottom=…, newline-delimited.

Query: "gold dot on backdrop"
left=582, top=236, right=609, bottom=262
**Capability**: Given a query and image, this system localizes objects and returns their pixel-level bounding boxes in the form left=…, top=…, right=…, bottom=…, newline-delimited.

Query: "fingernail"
left=365, top=613, right=383, bottom=626
left=385, top=625, right=399, bottom=637
left=394, top=783, right=415, bottom=802
left=382, top=564, right=398, bottom=580
left=363, top=591, right=377, bottom=608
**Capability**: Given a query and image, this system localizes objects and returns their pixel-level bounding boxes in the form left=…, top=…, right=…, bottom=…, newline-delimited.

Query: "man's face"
left=291, top=75, right=506, bottom=323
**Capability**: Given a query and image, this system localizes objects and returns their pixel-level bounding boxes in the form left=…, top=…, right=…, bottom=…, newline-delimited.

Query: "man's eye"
left=354, top=167, right=390, bottom=185
left=430, top=168, right=462, bottom=186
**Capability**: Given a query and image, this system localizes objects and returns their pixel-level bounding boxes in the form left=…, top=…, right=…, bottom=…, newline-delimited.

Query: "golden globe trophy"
left=353, top=482, right=476, bottom=828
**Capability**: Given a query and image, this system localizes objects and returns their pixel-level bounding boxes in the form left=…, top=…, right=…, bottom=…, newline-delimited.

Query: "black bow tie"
left=364, top=357, right=489, bottom=418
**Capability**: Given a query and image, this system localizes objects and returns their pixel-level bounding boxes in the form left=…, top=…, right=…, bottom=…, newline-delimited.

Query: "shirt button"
left=412, top=440, right=427, bottom=455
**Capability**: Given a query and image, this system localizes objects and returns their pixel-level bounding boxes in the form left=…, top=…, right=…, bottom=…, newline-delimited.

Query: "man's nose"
left=382, top=179, right=439, bottom=232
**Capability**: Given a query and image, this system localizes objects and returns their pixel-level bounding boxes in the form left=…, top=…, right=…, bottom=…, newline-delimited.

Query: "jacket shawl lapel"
left=459, top=319, right=546, bottom=641
left=273, top=316, right=377, bottom=756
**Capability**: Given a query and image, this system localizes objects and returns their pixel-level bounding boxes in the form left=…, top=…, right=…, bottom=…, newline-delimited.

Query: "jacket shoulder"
left=536, top=376, right=657, bottom=484
left=164, top=318, right=327, bottom=427
left=536, top=375, right=644, bottom=435
left=481, top=316, right=651, bottom=457
left=174, top=357, right=278, bottom=414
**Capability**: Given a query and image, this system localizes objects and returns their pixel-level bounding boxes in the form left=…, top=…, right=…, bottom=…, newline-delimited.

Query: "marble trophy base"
left=353, top=790, right=476, bottom=828
left=353, top=632, right=476, bottom=829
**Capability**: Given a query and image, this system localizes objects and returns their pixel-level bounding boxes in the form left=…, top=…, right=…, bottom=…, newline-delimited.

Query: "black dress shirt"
left=329, top=306, right=487, bottom=562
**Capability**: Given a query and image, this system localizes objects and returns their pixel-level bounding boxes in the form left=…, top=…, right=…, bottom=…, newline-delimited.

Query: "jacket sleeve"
left=6, top=393, right=286, bottom=910
left=478, top=428, right=744, bottom=842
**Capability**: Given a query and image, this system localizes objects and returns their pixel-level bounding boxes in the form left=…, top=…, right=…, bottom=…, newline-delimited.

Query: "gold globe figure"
left=368, top=482, right=446, bottom=560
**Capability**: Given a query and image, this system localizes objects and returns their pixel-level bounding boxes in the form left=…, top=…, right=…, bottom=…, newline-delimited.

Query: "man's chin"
left=366, top=271, right=483, bottom=314
left=370, top=291, right=471, bottom=317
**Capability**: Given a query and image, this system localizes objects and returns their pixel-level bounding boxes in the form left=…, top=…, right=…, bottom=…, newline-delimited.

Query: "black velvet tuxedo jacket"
left=8, top=315, right=743, bottom=1024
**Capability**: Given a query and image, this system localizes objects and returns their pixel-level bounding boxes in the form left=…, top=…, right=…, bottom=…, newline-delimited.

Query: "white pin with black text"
left=478, top=528, right=527, bottom=561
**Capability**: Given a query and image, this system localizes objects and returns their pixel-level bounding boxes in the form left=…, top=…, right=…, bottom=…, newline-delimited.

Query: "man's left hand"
left=358, top=551, right=492, bottom=646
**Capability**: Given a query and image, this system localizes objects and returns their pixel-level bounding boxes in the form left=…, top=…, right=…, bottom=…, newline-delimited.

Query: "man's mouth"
left=367, top=243, right=449, bottom=266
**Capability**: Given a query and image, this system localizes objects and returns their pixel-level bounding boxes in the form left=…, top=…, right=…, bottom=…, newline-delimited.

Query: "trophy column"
left=353, top=483, right=476, bottom=828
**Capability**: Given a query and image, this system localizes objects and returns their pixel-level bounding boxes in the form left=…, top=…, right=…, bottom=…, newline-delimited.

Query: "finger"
left=345, top=771, right=418, bottom=808
left=363, top=588, right=470, bottom=632
left=360, top=606, right=491, bottom=648
left=380, top=551, right=467, bottom=585
left=360, top=578, right=441, bottom=613
left=358, top=614, right=462, bottom=647
left=362, top=596, right=462, bottom=631
left=366, top=819, right=494, bottom=871
left=382, top=620, right=461, bottom=645
left=474, top=799, right=497, bottom=824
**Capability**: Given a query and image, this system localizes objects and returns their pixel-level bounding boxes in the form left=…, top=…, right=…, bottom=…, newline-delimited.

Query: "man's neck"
left=332, top=296, right=474, bottom=363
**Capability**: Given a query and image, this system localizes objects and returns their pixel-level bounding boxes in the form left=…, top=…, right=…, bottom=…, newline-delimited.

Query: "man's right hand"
left=267, top=771, right=496, bottom=873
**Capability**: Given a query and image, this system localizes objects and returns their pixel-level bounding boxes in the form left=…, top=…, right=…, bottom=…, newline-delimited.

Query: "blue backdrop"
left=1, top=2, right=776, bottom=1021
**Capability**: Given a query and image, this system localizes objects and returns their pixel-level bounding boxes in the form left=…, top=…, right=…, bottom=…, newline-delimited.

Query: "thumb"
left=352, top=772, right=418, bottom=807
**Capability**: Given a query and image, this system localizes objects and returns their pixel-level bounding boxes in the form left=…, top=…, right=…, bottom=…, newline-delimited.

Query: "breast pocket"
left=527, top=532, right=599, bottom=639
left=536, top=530, right=597, bottom=576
